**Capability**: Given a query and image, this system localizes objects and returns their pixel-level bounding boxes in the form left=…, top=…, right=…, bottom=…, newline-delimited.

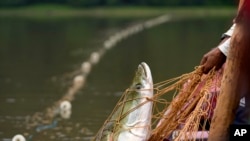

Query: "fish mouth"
left=139, top=62, right=151, bottom=80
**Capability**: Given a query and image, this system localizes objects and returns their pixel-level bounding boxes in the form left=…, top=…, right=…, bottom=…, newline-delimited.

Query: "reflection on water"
left=0, top=15, right=232, bottom=140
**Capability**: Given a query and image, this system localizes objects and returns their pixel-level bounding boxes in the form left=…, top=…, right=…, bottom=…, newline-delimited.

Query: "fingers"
left=202, top=65, right=210, bottom=74
left=200, top=56, right=214, bottom=74
left=200, top=47, right=226, bottom=74
left=201, top=59, right=219, bottom=74
left=200, top=56, right=209, bottom=74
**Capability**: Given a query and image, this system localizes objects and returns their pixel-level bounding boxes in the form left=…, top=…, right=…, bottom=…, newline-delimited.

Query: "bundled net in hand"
left=149, top=66, right=223, bottom=141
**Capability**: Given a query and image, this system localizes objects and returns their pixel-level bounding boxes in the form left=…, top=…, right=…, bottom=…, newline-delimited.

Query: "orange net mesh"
left=149, top=66, right=223, bottom=141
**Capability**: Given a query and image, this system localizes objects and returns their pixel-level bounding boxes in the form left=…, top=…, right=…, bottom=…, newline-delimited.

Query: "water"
left=0, top=15, right=232, bottom=140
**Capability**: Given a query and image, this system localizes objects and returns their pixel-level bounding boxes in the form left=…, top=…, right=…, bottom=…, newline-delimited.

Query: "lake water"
left=0, top=15, right=232, bottom=140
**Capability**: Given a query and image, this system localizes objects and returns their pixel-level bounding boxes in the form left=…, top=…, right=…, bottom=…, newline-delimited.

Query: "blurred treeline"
left=0, top=0, right=237, bottom=7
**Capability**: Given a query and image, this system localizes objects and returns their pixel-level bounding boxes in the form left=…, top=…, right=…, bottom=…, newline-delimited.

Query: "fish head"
left=130, top=62, right=153, bottom=92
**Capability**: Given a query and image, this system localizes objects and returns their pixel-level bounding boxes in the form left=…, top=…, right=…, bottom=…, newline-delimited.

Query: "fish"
left=93, top=62, right=154, bottom=141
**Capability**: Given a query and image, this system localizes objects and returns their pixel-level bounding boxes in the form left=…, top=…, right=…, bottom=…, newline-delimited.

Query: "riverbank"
left=0, top=4, right=236, bottom=19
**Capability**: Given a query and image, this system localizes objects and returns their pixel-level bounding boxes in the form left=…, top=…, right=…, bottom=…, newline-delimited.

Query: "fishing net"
left=94, top=65, right=224, bottom=141
left=149, top=66, right=223, bottom=141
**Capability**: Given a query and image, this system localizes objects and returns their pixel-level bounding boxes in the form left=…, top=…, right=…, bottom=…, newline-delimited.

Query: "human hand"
left=200, top=47, right=226, bottom=74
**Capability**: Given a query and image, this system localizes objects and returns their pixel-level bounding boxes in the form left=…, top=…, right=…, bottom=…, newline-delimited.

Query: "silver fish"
left=94, top=62, right=154, bottom=141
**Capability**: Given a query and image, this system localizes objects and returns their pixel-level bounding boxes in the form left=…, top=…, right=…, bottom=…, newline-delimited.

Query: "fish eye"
left=135, top=83, right=142, bottom=89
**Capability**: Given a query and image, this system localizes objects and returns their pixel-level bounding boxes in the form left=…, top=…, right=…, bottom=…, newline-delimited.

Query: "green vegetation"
left=0, top=4, right=236, bottom=19
left=0, top=0, right=236, bottom=7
